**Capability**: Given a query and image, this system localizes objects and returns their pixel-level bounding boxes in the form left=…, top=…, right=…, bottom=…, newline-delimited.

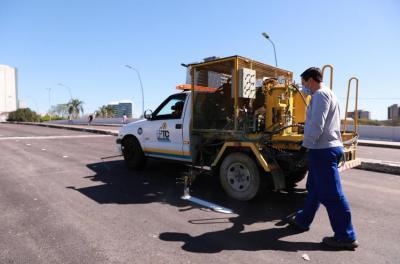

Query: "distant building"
left=0, top=65, right=18, bottom=114
left=108, top=100, right=133, bottom=118
left=346, top=110, right=371, bottom=120
left=388, top=104, right=400, bottom=120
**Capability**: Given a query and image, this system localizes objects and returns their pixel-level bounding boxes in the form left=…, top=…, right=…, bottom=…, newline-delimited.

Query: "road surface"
left=0, top=123, right=399, bottom=264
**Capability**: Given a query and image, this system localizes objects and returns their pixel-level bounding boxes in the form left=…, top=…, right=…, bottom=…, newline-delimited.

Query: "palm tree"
left=105, top=105, right=115, bottom=118
left=95, top=105, right=115, bottom=118
left=67, top=99, right=84, bottom=119
left=95, top=105, right=106, bottom=118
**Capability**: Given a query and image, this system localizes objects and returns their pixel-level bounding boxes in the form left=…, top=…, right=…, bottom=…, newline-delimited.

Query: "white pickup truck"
left=116, top=55, right=360, bottom=201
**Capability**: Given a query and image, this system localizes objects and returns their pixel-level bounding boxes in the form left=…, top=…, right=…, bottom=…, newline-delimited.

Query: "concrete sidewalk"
left=6, top=122, right=400, bottom=175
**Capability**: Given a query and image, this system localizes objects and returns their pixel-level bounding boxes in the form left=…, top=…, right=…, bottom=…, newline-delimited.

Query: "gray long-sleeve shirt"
left=302, top=85, right=343, bottom=149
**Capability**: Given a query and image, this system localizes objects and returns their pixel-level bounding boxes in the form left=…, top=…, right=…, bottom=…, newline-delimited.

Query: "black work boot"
left=322, top=236, right=359, bottom=250
left=286, top=217, right=310, bottom=232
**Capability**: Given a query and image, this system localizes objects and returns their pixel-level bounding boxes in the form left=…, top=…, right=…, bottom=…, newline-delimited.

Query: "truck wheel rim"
left=226, top=162, right=251, bottom=192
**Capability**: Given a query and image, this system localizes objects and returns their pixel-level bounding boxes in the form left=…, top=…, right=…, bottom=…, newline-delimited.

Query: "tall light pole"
left=57, top=83, right=73, bottom=100
left=45, top=88, right=52, bottom=121
left=261, top=32, right=278, bottom=67
left=125, top=65, right=144, bottom=116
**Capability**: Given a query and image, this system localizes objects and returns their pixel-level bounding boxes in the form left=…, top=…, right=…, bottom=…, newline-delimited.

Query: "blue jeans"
left=295, top=147, right=357, bottom=241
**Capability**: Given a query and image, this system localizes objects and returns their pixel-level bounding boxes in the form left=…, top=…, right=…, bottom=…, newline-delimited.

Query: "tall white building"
left=0, top=65, right=18, bottom=113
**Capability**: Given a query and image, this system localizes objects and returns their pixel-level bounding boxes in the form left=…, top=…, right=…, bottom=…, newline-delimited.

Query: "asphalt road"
left=1, top=123, right=399, bottom=264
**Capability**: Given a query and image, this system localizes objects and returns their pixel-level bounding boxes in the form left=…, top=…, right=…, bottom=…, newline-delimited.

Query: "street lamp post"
left=261, top=32, right=278, bottom=67
left=45, top=88, right=51, bottom=121
left=125, top=65, right=145, bottom=116
left=57, top=83, right=73, bottom=100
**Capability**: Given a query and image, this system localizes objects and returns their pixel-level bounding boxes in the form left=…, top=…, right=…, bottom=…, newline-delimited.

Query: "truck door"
left=181, top=94, right=191, bottom=162
left=142, top=93, right=190, bottom=162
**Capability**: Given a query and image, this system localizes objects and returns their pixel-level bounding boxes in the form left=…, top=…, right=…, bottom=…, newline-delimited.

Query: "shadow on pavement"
left=67, top=158, right=334, bottom=253
left=67, top=159, right=188, bottom=207
left=159, top=226, right=327, bottom=253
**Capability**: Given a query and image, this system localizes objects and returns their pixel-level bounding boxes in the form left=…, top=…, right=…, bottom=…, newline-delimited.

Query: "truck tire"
left=219, top=152, right=261, bottom=201
left=122, top=136, right=146, bottom=169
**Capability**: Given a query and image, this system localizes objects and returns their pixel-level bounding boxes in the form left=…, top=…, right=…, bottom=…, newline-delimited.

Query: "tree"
left=95, top=105, right=115, bottom=118
left=49, top=104, right=68, bottom=117
left=105, top=105, right=115, bottom=117
left=95, top=105, right=106, bottom=118
left=7, top=108, right=41, bottom=122
left=67, top=99, right=84, bottom=119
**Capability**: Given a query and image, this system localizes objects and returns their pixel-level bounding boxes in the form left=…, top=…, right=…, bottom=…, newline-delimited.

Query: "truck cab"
left=117, top=91, right=192, bottom=168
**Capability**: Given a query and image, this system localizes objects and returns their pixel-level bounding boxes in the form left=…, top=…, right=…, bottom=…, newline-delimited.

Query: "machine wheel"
left=122, top=136, right=146, bottom=169
left=219, top=152, right=261, bottom=201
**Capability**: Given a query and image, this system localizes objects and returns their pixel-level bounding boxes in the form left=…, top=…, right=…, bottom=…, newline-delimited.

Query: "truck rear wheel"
left=122, top=137, right=146, bottom=169
left=219, top=153, right=261, bottom=201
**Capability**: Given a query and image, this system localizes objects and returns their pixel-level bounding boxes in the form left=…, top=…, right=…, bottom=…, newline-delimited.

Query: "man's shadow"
left=160, top=186, right=331, bottom=253
left=160, top=226, right=322, bottom=253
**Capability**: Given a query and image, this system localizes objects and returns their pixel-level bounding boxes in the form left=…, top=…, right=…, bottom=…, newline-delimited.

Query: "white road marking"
left=41, top=148, right=46, bottom=151
left=26, top=143, right=31, bottom=146
left=0, top=135, right=111, bottom=140
left=62, top=155, right=68, bottom=158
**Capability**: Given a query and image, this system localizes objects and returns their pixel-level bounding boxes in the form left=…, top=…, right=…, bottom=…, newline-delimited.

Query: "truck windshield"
left=152, top=93, right=187, bottom=120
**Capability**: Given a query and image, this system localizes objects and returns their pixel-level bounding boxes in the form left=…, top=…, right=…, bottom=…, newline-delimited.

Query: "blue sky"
left=1, top=0, right=399, bottom=119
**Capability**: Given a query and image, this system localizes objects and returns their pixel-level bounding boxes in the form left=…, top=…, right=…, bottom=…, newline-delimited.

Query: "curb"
left=358, top=141, right=400, bottom=150
left=356, top=159, right=400, bottom=176
left=6, top=122, right=118, bottom=136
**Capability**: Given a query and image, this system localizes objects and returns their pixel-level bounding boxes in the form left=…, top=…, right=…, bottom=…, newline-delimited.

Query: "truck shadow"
left=68, top=159, right=329, bottom=252
left=68, top=159, right=188, bottom=207
left=70, top=159, right=306, bottom=210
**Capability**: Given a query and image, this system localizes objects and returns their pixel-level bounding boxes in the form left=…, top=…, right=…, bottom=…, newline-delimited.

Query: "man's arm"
left=303, top=92, right=330, bottom=146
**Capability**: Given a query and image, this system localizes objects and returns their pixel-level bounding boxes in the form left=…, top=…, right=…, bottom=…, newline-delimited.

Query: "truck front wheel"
left=219, top=153, right=261, bottom=201
left=122, top=136, right=146, bottom=169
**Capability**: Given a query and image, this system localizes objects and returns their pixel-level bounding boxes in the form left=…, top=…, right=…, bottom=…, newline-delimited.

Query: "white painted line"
left=41, top=148, right=46, bottom=151
left=0, top=135, right=111, bottom=140
left=26, top=143, right=31, bottom=146
left=62, top=155, right=68, bottom=158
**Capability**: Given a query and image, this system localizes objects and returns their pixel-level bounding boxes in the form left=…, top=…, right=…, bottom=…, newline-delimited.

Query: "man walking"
left=288, top=67, right=358, bottom=250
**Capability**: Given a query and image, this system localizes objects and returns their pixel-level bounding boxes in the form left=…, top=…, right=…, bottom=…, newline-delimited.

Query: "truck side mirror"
left=144, top=109, right=153, bottom=120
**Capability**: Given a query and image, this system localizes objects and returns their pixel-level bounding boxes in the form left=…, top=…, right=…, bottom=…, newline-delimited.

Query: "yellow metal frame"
left=190, top=55, right=293, bottom=133
left=343, top=77, right=359, bottom=133
left=211, top=142, right=271, bottom=172
left=234, top=57, right=239, bottom=130
left=321, top=64, right=333, bottom=90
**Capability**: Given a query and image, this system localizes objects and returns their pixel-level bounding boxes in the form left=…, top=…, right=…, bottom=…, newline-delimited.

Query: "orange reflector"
left=176, top=84, right=217, bottom=92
